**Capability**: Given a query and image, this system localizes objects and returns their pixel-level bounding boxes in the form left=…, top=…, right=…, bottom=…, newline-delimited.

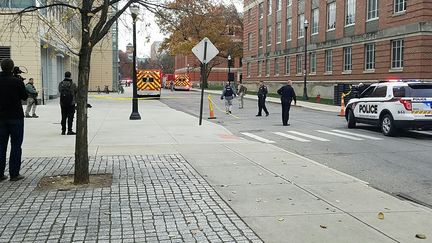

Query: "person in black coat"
left=277, top=80, right=297, bottom=126
left=0, top=58, right=28, bottom=181
left=256, top=81, right=269, bottom=116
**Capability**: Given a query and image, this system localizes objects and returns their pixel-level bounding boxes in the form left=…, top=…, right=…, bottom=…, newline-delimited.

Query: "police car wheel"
left=347, top=109, right=356, bottom=129
left=381, top=114, right=396, bottom=136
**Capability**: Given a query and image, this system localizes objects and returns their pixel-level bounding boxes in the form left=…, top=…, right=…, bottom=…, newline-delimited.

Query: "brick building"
left=243, top=0, right=432, bottom=99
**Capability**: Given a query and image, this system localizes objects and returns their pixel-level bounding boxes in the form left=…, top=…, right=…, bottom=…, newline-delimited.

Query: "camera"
left=13, top=66, right=26, bottom=81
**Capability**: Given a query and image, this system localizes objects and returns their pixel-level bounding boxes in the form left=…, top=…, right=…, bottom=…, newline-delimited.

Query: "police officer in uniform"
left=256, top=81, right=269, bottom=116
left=277, top=80, right=297, bottom=126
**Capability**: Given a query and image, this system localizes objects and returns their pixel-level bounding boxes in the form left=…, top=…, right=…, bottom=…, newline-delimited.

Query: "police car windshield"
left=393, top=84, right=432, bottom=98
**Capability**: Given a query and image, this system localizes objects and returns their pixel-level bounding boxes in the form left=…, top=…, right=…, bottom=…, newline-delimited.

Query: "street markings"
left=331, top=129, right=383, bottom=140
left=241, top=132, right=275, bottom=144
left=286, top=131, right=330, bottom=142
left=316, top=130, right=364, bottom=141
left=273, top=132, right=311, bottom=142
left=241, top=129, right=386, bottom=144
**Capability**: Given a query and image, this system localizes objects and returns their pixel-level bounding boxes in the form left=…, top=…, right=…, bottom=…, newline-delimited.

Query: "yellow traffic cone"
left=208, top=95, right=216, bottom=119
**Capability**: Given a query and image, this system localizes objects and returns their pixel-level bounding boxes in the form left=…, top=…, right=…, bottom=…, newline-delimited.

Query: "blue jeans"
left=0, top=119, right=24, bottom=177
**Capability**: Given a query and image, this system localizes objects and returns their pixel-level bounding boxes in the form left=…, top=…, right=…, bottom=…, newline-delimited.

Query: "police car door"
left=355, top=85, right=380, bottom=120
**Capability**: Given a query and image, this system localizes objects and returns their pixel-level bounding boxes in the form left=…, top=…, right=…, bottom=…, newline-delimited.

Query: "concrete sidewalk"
left=192, top=88, right=341, bottom=113
left=1, top=90, right=431, bottom=242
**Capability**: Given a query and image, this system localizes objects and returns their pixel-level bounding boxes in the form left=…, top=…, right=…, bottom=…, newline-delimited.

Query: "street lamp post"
left=129, top=5, right=141, bottom=120
left=227, top=54, right=232, bottom=86
left=303, top=19, right=309, bottom=100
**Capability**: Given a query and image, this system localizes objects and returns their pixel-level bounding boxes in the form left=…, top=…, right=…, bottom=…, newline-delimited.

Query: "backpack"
left=225, top=86, right=234, bottom=97
left=59, top=81, right=73, bottom=105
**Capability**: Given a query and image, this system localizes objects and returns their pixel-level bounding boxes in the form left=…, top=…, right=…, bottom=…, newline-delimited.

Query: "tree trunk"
left=74, top=42, right=92, bottom=185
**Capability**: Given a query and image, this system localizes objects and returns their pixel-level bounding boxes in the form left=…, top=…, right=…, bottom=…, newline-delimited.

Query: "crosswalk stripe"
left=286, top=131, right=330, bottom=142
left=273, top=132, right=311, bottom=142
left=317, top=130, right=364, bottom=141
left=331, top=129, right=383, bottom=140
left=241, top=132, right=275, bottom=144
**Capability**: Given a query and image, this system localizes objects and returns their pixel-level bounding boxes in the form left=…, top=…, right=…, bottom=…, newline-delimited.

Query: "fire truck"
left=174, top=74, right=191, bottom=91
left=137, top=69, right=162, bottom=97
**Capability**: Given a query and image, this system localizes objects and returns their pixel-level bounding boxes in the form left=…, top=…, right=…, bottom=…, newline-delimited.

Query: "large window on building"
left=267, top=26, right=272, bottom=46
left=365, top=43, right=376, bottom=70
left=367, top=0, right=379, bottom=20
left=276, top=0, right=282, bottom=11
left=394, top=0, right=406, bottom=13
left=258, top=28, right=263, bottom=48
left=258, top=60, right=262, bottom=76
left=248, top=33, right=252, bottom=51
left=391, top=39, right=404, bottom=69
left=288, top=0, right=292, bottom=6
left=345, top=0, right=356, bottom=26
left=325, top=50, right=333, bottom=73
left=327, top=2, right=336, bottom=30
left=267, top=0, right=272, bottom=15
left=0, top=0, right=35, bottom=7
left=298, top=14, right=305, bottom=38
left=0, top=46, right=11, bottom=62
left=276, top=22, right=282, bottom=44
left=285, top=56, right=290, bottom=75
left=286, top=18, right=292, bottom=41
left=311, top=8, right=319, bottom=35
left=296, top=54, right=302, bottom=74
left=259, top=2, right=264, bottom=19
left=343, top=47, right=352, bottom=71
left=310, top=52, right=316, bottom=73
left=274, top=58, right=279, bottom=76
left=266, top=59, right=270, bottom=76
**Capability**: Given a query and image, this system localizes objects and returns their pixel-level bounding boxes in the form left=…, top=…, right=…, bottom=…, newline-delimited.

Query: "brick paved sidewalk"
left=0, top=154, right=262, bottom=243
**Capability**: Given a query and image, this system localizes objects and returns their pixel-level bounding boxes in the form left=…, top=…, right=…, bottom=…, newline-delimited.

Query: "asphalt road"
left=159, top=89, right=432, bottom=208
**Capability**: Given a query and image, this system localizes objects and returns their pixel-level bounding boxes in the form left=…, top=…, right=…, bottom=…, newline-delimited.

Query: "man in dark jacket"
left=58, top=71, right=77, bottom=135
left=277, top=80, right=297, bottom=126
left=256, top=81, right=269, bottom=116
left=25, top=78, right=39, bottom=118
left=0, top=58, right=28, bottom=181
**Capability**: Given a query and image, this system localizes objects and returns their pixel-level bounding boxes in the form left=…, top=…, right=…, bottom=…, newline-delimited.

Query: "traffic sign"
left=192, top=37, right=219, bottom=64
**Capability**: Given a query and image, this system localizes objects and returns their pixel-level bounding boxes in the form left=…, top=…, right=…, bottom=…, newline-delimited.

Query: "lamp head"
left=228, top=54, right=232, bottom=61
left=130, top=5, right=140, bottom=16
left=304, top=19, right=309, bottom=28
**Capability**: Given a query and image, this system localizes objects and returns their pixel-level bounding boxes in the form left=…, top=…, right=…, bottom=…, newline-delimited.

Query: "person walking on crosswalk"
left=277, top=80, right=297, bottom=126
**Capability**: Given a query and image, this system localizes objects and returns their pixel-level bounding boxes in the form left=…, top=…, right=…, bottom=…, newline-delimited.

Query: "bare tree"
left=0, top=0, right=169, bottom=184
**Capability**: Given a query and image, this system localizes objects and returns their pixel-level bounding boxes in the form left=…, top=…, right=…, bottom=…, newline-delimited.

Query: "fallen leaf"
left=415, top=234, right=426, bottom=239
left=320, top=225, right=327, bottom=229
left=231, top=191, right=237, bottom=194
left=378, top=212, right=384, bottom=220
left=278, top=218, right=285, bottom=221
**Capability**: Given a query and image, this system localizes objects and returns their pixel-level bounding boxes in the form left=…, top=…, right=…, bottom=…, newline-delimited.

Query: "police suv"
left=345, top=81, right=432, bottom=136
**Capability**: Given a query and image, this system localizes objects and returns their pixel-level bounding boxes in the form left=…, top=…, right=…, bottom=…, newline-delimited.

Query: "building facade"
left=0, top=1, right=118, bottom=103
left=243, top=0, right=432, bottom=98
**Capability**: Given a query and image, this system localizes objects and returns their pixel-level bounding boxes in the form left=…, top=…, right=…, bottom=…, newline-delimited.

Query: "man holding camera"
left=0, top=59, right=28, bottom=181
left=25, top=78, right=39, bottom=118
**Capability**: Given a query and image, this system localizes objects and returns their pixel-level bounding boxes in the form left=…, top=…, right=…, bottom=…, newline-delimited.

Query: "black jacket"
left=0, top=72, right=28, bottom=119
left=277, top=85, right=297, bottom=103
left=257, top=85, right=268, bottom=98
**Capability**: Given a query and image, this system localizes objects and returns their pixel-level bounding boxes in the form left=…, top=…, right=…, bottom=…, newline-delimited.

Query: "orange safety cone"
left=338, top=94, right=346, bottom=117
left=208, top=95, right=217, bottom=119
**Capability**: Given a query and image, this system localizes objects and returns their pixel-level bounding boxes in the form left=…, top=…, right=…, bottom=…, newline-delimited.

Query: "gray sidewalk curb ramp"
left=191, top=88, right=340, bottom=113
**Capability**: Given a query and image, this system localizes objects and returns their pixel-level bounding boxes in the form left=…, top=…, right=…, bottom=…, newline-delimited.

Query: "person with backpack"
left=221, top=83, right=236, bottom=114
left=25, top=78, right=39, bottom=118
left=58, top=71, right=77, bottom=135
left=237, top=82, right=247, bottom=109
left=0, top=58, right=28, bottom=181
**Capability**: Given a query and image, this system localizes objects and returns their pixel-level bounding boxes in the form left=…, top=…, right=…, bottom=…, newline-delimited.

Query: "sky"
left=118, top=0, right=243, bottom=58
